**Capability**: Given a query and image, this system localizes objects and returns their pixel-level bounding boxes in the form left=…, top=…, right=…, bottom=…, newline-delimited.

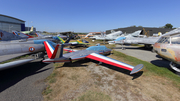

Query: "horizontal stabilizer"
left=130, top=64, right=143, bottom=74
left=63, top=48, right=78, bottom=52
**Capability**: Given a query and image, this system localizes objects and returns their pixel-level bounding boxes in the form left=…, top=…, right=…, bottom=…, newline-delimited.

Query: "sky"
left=0, top=0, right=180, bottom=32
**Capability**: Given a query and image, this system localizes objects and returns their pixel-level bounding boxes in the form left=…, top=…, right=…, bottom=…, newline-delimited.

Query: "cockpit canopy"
left=157, top=36, right=180, bottom=44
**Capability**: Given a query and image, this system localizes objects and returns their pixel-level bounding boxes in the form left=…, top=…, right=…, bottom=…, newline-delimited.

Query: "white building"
left=0, top=14, right=25, bottom=33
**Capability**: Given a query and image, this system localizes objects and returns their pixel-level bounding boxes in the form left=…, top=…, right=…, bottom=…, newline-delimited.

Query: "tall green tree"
left=164, top=23, right=173, bottom=29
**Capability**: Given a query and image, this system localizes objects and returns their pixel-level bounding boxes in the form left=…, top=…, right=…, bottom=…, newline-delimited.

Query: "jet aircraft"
left=109, top=28, right=180, bottom=49
left=153, top=34, right=180, bottom=73
left=42, top=41, right=144, bottom=74
left=108, top=30, right=143, bottom=44
left=21, top=26, right=34, bottom=34
left=0, top=43, right=45, bottom=70
left=58, top=36, right=89, bottom=46
left=91, top=31, right=123, bottom=40
left=12, top=30, right=63, bottom=43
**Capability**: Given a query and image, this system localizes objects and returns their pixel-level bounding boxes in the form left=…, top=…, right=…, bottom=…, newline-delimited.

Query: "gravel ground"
left=0, top=59, right=54, bottom=101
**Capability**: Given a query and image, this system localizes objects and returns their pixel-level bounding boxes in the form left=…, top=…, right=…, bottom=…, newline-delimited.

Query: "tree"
left=164, top=23, right=173, bottom=29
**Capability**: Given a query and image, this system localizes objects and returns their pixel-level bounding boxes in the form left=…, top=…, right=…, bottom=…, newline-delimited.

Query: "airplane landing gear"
left=170, top=62, right=180, bottom=76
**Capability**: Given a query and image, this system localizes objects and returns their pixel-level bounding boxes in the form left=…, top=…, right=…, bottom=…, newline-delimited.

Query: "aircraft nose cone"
left=153, top=43, right=159, bottom=53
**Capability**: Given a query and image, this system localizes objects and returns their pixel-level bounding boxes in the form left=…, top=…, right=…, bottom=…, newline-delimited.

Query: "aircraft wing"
left=139, top=41, right=155, bottom=45
left=78, top=43, right=90, bottom=45
left=86, top=53, right=143, bottom=74
left=63, top=48, right=78, bottom=52
left=0, top=53, right=28, bottom=63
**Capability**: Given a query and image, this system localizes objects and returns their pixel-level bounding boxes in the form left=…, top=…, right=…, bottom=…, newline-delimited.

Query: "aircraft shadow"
left=0, top=60, right=50, bottom=93
left=150, top=55, right=170, bottom=68
left=61, top=59, right=143, bottom=79
left=91, top=60, right=143, bottom=79
left=113, top=46, right=153, bottom=51
left=60, top=59, right=91, bottom=67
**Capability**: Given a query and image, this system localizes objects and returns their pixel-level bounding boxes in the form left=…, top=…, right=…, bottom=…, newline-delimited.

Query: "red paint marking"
left=44, top=41, right=53, bottom=58
left=51, top=44, right=59, bottom=59
left=13, top=32, right=16, bottom=35
left=86, top=55, right=133, bottom=71
left=0, top=32, right=4, bottom=37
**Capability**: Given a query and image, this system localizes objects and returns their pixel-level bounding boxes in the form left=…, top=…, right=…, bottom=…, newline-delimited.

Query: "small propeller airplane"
left=42, top=41, right=144, bottom=74
left=57, top=36, right=89, bottom=46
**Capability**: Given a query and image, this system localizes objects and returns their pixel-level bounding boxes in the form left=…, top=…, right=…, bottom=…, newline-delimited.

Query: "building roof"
left=0, top=14, right=25, bottom=22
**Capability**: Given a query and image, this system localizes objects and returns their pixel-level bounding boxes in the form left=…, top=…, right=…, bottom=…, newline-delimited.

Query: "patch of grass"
left=113, top=50, right=180, bottom=88
left=42, top=85, right=52, bottom=95
left=49, top=78, right=56, bottom=84
left=54, top=63, right=64, bottom=68
left=0, top=55, right=29, bottom=64
left=46, top=72, right=57, bottom=83
left=74, top=91, right=112, bottom=101
left=131, top=44, right=144, bottom=47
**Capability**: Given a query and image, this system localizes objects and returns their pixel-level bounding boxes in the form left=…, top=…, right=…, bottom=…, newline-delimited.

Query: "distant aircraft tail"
left=35, top=32, right=44, bottom=37
left=57, top=36, right=65, bottom=43
left=44, top=41, right=63, bottom=59
left=30, top=26, right=34, bottom=31
left=12, top=31, right=34, bottom=38
left=131, top=30, right=142, bottom=37
left=65, top=36, right=72, bottom=43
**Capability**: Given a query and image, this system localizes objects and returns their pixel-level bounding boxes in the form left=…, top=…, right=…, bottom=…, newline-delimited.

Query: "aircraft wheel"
left=170, top=62, right=180, bottom=72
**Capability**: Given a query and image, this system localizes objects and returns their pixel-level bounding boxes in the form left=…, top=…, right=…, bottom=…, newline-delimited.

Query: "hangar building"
left=0, top=14, right=25, bottom=33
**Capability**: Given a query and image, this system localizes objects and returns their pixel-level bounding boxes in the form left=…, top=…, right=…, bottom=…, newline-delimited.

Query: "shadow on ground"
left=0, top=60, right=50, bottom=93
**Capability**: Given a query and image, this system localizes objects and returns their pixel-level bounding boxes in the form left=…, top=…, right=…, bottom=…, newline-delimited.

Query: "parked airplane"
left=58, top=36, right=89, bottom=46
left=91, top=31, right=123, bottom=40
left=108, top=30, right=143, bottom=44
left=0, top=43, right=45, bottom=70
left=21, top=26, right=34, bottom=34
left=42, top=41, right=144, bottom=74
left=153, top=34, right=180, bottom=73
left=36, top=32, right=67, bottom=39
left=110, top=28, right=179, bottom=49
left=0, top=29, right=23, bottom=41
left=12, top=30, right=63, bottom=43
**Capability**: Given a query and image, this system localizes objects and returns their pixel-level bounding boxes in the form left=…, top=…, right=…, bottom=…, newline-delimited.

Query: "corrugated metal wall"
left=0, top=22, right=21, bottom=32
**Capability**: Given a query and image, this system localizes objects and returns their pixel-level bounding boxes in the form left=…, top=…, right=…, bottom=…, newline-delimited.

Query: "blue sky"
left=1, top=0, right=180, bottom=32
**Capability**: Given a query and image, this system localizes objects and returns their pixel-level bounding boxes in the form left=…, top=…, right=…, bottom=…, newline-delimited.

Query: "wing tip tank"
left=130, top=64, right=143, bottom=74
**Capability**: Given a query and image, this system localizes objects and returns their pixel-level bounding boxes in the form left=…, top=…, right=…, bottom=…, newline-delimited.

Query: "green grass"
left=42, top=85, right=53, bottom=95
left=74, top=91, right=112, bottom=101
left=45, top=72, right=57, bottom=83
left=0, top=55, right=29, bottom=64
left=113, top=50, right=180, bottom=87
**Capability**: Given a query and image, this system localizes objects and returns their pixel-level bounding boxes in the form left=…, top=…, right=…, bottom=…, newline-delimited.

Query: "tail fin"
left=35, top=32, right=44, bottom=37
left=65, top=36, right=72, bottom=43
left=57, top=36, right=65, bottom=44
left=12, top=31, right=34, bottom=38
left=30, top=26, right=34, bottom=31
left=44, top=41, right=63, bottom=59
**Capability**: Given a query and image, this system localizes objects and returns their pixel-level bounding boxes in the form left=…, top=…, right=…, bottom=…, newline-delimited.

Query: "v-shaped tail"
left=44, top=41, right=63, bottom=59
